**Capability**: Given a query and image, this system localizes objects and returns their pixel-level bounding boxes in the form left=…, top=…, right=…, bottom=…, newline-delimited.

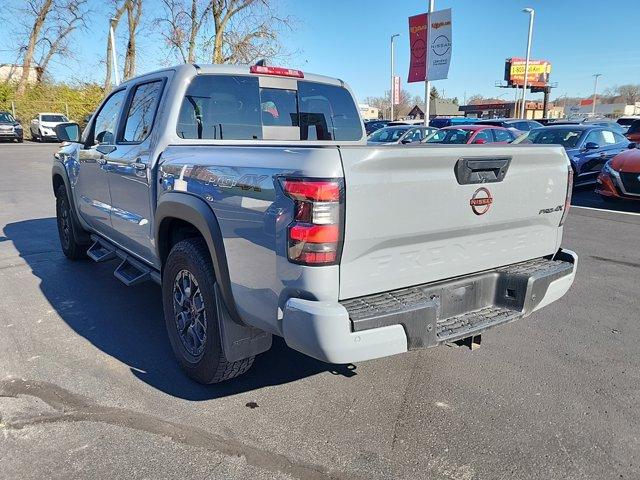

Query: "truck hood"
left=611, top=148, right=640, bottom=173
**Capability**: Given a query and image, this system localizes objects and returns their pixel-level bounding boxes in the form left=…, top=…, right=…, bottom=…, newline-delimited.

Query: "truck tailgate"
left=338, top=144, right=569, bottom=300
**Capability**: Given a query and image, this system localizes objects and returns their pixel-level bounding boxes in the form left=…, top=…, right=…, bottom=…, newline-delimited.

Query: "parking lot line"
left=571, top=205, right=640, bottom=217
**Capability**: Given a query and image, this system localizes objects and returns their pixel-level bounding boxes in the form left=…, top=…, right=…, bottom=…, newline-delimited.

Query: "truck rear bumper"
left=282, top=249, right=577, bottom=364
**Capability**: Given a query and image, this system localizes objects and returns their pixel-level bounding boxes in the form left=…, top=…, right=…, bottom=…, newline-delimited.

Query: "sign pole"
left=520, top=8, right=535, bottom=119
left=423, top=0, right=434, bottom=126
left=592, top=73, right=602, bottom=116
left=390, top=34, right=399, bottom=120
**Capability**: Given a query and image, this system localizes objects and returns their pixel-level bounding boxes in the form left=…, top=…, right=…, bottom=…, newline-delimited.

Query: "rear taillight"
left=560, top=165, right=573, bottom=226
left=281, top=178, right=344, bottom=265
left=249, top=65, right=304, bottom=78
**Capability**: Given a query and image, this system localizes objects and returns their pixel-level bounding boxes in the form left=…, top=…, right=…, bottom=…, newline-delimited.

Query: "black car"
left=0, top=111, right=24, bottom=142
left=364, top=120, right=390, bottom=135
left=474, top=118, right=543, bottom=133
left=552, top=118, right=626, bottom=135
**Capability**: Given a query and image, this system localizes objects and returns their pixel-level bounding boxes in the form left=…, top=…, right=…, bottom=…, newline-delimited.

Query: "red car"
left=423, top=125, right=516, bottom=144
left=596, top=147, right=640, bottom=202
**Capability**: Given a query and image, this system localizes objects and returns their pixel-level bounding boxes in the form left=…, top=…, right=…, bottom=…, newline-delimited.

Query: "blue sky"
left=3, top=0, right=639, bottom=103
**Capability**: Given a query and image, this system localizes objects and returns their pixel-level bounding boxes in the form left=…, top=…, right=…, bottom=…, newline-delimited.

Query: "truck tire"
left=55, top=185, right=87, bottom=260
left=162, top=238, right=254, bottom=384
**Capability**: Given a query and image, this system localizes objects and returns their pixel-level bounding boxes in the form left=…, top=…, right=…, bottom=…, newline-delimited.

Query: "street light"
left=109, top=17, right=120, bottom=86
left=390, top=33, right=400, bottom=121
left=592, top=74, right=602, bottom=117
left=520, top=7, right=535, bottom=119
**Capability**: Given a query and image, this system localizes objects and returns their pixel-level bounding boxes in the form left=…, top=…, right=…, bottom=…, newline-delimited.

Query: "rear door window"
left=122, top=80, right=164, bottom=143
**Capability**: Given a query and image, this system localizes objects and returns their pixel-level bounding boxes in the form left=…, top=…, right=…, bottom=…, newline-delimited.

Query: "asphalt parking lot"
left=0, top=143, right=639, bottom=480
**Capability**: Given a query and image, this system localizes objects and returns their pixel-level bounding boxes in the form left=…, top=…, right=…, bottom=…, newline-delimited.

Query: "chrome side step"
left=114, top=257, right=151, bottom=286
left=88, top=234, right=161, bottom=286
left=87, top=238, right=116, bottom=262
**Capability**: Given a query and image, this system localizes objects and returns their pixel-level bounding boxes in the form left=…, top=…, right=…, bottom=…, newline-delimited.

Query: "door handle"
left=133, top=157, right=147, bottom=170
left=97, top=156, right=107, bottom=165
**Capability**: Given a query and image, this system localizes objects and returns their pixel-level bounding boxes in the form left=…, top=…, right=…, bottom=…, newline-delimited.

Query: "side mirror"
left=473, top=138, right=487, bottom=144
left=583, top=141, right=599, bottom=150
left=628, top=142, right=637, bottom=149
left=55, top=122, right=81, bottom=143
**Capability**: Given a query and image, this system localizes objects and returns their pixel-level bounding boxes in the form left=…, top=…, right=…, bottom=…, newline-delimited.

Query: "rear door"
left=338, top=144, right=569, bottom=299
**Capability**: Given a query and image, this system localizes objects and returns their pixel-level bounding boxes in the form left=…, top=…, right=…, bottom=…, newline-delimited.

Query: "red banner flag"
left=408, top=13, right=428, bottom=83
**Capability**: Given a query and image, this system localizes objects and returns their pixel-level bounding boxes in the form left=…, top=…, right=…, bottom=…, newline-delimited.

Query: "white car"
left=30, top=113, right=69, bottom=142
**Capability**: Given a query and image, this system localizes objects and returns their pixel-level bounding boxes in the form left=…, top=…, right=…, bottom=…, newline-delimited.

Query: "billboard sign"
left=504, top=58, right=551, bottom=87
left=393, top=76, right=400, bottom=105
left=408, top=8, right=452, bottom=83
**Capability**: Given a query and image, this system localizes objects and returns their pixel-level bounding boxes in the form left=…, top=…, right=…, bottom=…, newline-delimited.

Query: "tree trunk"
left=187, top=0, right=197, bottom=63
left=17, top=0, right=54, bottom=95
left=123, top=0, right=142, bottom=80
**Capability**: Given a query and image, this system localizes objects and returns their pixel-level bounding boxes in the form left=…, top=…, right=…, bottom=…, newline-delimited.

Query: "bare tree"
left=37, top=0, right=88, bottom=81
left=16, top=0, right=54, bottom=94
left=211, top=0, right=291, bottom=64
left=365, top=88, right=416, bottom=120
left=104, top=1, right=127, bottom=90
left=157, top=0, right=212, bottom=63
left=123, top=0, right=143, bottom=80
left=12, top=0, right=89, bottom=93
left=616, top=84, right=640, bottom=105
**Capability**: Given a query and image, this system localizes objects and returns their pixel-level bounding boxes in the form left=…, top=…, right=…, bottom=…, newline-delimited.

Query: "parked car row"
left=364, top=116, right=639, bottom=203
left=0, top=111, right=73, bottom=143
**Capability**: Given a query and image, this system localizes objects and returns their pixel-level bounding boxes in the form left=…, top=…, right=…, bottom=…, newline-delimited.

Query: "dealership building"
left=459, top=101, right=563, bottom=120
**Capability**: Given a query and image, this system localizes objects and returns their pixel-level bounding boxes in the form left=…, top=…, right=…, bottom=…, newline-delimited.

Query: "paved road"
left=0, top=143, right=638, bottom=480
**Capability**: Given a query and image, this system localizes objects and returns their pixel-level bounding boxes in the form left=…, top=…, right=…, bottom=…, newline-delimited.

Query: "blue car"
left=517, top=125, right=632, bottom=186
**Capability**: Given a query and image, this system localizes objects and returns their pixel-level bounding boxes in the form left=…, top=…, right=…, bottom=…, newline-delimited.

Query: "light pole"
left=109, top=17, right=120, bottom=86
left=390, top=33, right=400, bottom=121
left=423, top=0, right=435, bottom=126
left=520, top=7, right=535, bottom=120
left=592, top=74, right=602, bottom=117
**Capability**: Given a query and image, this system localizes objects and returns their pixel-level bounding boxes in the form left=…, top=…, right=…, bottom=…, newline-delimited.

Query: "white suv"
left=30, top=113, right=69, bottom=142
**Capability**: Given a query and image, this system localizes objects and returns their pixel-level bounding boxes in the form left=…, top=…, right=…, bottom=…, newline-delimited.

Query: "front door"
left=74, top=89, right=127, bottom=233
left=107, top=79, right=165, bottom=265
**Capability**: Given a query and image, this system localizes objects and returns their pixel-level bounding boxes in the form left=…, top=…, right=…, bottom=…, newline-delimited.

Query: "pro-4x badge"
left=470, top=187, right=493, bottom=215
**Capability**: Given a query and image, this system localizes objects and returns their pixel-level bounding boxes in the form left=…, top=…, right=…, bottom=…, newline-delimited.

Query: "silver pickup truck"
left=52, top=64, right=577, bottom=384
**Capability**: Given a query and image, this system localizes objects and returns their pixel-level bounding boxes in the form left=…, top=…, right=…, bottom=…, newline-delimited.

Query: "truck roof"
left=119, top=63, right=345, bottom=88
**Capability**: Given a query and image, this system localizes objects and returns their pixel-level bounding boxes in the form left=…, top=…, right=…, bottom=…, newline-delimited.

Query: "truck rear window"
left=177, top=75, right=362, bottom=141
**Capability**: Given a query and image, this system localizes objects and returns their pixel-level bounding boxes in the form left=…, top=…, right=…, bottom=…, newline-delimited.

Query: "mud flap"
left=215, top=284, right=272, bottom=362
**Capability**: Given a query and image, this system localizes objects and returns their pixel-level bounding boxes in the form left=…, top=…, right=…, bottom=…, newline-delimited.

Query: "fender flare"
left=51, top=162, right=91, bottom=244
left=155, top=192, right=243, bottom=326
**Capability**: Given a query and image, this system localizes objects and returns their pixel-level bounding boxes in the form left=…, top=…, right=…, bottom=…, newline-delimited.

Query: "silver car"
left=367, top=125, right=437, bottom=145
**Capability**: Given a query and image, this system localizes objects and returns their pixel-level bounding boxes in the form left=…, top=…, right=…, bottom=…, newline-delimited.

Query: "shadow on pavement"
left=572, top=187, right=640, bottom=214
left=4, top=218, right=356, bottom=401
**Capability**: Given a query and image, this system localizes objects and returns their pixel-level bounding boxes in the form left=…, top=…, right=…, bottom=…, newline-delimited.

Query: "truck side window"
left=177, top=75, right=262, bottom=140
left=93, top=90, right=126, bottom=145
left=123, top=80, right=163, bottom=143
